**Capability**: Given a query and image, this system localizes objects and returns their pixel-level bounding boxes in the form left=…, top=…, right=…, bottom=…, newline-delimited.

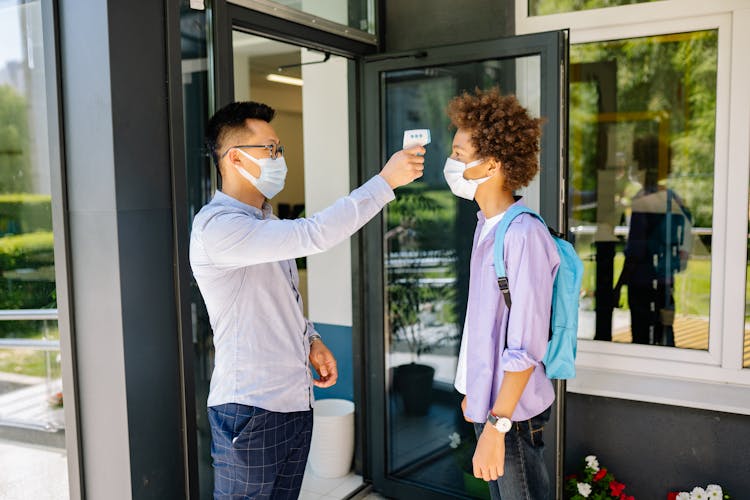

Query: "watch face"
left=497, top=417, right=512, bottom=433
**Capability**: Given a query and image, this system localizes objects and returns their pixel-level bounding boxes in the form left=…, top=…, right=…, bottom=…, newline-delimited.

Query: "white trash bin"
left=308, top=399, right=355, bottom=478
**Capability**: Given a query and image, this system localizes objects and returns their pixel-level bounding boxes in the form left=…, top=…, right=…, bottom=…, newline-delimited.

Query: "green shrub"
left=0, top=231, right=56, bottom=338
left=0, top=193, right=52, bottom=235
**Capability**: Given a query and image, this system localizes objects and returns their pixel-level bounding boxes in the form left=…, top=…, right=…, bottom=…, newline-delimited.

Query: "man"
left=190, top=101, right=424, bottom=499
left=445, top=88, right=558, bottom=500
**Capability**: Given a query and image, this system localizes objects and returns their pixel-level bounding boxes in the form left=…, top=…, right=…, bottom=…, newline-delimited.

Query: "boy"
left=445, top=88, right=559, bottom=500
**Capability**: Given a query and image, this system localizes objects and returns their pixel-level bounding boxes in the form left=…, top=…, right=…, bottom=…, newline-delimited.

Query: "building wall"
left=383, top=0, right=514, bottom=52
left=302, top=53, right=355, bottom=401
left=566, top=394, right=750, bottom=497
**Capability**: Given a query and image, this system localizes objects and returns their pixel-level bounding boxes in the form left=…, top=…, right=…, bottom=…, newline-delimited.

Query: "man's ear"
left=227, top=148, right=243, bottom=166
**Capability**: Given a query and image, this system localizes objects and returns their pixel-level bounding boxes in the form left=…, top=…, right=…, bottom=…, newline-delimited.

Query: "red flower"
left=668, top=493, right=679, bottom=500
left=620, top=495, right=634, bottom=500
left=594, top=468, right=607, bottom=481
left=610, top=480, right=626, bottom=497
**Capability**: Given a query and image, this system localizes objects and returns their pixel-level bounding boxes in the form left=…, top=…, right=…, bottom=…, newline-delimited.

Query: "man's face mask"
left=443, top=157, right=491, bottom=200
left=234, top=148, right=288, bottom=199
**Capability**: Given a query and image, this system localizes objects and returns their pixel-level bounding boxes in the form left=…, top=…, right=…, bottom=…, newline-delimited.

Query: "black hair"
left=205, top=101, right=276, bottom=166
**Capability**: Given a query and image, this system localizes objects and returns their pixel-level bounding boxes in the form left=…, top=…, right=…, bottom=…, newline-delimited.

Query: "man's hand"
left=309, top=340, right=338, bottom=388
left=461, top=396, right=473, bottom=423
left=473, top=424, right=505, bottom=482
left=379, top=146, right=426, bottom=189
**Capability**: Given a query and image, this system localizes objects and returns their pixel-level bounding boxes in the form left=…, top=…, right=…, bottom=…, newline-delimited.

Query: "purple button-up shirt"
left=462, top=199, right=559, bottom=422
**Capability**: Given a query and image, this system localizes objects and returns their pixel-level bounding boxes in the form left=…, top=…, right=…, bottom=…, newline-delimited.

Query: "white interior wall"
left=301, top=51, right=352, bottom=327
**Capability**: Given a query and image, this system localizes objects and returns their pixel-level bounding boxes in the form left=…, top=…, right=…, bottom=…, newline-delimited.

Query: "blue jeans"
left=208, top=404, right=313, bottom=499
left=473, top=406, right=551, bottom=500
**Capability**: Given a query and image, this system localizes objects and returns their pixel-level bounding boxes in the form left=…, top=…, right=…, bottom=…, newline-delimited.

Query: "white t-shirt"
left=454, top=211, right=504, bottom=395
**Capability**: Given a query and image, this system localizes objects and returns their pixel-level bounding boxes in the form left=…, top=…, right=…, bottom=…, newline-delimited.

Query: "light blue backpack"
left=493, top=204, right=584, bottom=379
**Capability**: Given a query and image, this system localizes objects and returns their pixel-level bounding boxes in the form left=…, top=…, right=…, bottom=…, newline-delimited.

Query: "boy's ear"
left=487, top=159, right=501, bottom=176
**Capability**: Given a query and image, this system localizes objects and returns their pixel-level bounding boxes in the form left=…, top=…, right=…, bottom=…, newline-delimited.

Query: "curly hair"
left=447, top=87, right=542, bottom=191
left=206, top=101, right=276, bottom=166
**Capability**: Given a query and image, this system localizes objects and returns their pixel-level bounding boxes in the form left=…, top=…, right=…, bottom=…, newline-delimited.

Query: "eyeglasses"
left=221, top=144, right=285, bottom=160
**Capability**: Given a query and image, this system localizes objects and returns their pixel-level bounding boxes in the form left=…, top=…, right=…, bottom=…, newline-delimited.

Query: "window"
left=517, top=0, right=750, bottom=413
left=570, top=30, right=717, bottom=350
left=269, top=0, right=375, bottom=34
left=0, top=0, right=69, bottom=496
left=529, top=0, right=661, bottom=16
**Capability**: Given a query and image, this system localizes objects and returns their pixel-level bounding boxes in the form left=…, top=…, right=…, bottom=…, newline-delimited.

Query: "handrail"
left=0, top=339, right=60, bottom=351
left=570, top=225, right=713, bottom=236
left=0, top=309, right=60, bottom=350
left=0, top=309, right=58, bottom=321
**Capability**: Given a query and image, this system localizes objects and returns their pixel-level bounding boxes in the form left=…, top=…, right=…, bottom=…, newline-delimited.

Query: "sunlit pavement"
left=0, top=440, right=68, bottom=500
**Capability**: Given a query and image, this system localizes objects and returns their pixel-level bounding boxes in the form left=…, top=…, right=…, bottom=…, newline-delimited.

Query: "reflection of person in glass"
left=447, top=88, right=556, bottom=500
left=613, top=135, right=692, bottom=346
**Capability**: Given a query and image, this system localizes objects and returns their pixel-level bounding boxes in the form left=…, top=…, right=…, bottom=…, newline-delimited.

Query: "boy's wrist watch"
left=486, top=411, right=512, bottom=433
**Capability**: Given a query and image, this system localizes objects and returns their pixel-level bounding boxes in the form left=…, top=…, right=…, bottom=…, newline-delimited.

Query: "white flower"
left=690, top=487, right=707, bottom=500
left=676, top=493, right=690, bottom=500
left=584, top=455, right=600, bottom=472
left=448, top=432, right=461, bottom=449
left=706, top=485, right=723, bottom=498
left=577, top=482, right=592, bottom=498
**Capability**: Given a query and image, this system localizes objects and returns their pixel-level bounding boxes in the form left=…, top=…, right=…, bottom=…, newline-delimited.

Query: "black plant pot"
left=393, top=363, right=435, bottom=416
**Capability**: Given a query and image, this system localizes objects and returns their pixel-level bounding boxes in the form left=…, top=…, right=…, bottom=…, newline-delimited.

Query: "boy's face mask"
left=234, top=148, right=288, bottom=199
left=443, top=157, right=491, bottom=200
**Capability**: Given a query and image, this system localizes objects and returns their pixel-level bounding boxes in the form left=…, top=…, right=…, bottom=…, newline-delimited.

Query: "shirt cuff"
left=362, top=175, right=396, bottom=206
left=501, top=348, right=540, bottom=372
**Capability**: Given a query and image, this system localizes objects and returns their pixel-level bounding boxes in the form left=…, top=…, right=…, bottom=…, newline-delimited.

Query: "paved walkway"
left=0, top=440, right=68, bottom=500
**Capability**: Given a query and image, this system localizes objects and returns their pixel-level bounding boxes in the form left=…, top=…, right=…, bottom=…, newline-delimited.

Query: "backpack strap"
left=493, top=204, right=547, bottom=309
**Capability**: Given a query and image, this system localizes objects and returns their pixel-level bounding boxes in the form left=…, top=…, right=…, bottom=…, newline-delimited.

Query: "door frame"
left=199, top=1, right=379, bottom=494
left=212, top=0, right=378, bottom=109
left=358, top=30, right=569, bottom=499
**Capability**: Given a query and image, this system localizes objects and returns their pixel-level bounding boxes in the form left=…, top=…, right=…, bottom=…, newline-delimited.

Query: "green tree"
left=0, top=84, right=31, bottom=193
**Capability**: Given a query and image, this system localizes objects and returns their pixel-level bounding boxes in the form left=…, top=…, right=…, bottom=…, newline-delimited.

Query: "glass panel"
left=384, top=55, right=540, bottom=497
left=271, top=0, right=375, bottom=34
left=569, top=30, right=717, bottom=349
left=181, top=2, right=213, bottom=497
left=529, top=0, right=662, bottom=16
left=0, top=0, right=68, bottom=496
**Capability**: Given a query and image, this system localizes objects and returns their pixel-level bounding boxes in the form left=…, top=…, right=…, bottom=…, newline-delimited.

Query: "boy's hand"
left=473, top=424, right=505, bottom=482
left=461, top=396, right=473, bottom=422
left=379, top=146, right=426, bottom=189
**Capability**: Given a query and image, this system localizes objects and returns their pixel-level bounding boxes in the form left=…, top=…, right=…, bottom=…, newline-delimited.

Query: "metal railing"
left=0, top=309, right=60, bottom=351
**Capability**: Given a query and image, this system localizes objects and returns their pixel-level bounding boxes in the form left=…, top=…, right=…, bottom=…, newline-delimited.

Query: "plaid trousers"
left=208, top=404, right=313, bottom=499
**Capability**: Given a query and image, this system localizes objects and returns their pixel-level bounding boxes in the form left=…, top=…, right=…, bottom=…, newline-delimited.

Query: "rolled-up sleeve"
left=200, top=175, right=394, bottom=267
left=501, top=218, right=559, bottom=372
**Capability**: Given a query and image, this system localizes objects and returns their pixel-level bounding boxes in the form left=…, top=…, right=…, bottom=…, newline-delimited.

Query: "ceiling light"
left=266, top=74, right=303, bottom=86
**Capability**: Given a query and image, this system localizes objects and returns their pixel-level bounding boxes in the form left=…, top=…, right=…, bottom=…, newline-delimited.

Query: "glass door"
left=360, top=31, right=568, bottom=499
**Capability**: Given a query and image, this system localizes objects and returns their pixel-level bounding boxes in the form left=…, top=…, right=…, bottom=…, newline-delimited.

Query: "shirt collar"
left=475, top=197, right=526, bottom=247
left=213, top=190, right=273, bottom=219
left=475, top=196, right=526, bottom=222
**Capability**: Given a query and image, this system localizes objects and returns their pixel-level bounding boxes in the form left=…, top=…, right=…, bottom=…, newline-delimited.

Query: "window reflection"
left=529, top=0, right=661, bottom=16
left=0, top=0, right=68, bottom=497
left=570, top=31, right=717, bottom=349
left=267, top=0, right=375, bottom=34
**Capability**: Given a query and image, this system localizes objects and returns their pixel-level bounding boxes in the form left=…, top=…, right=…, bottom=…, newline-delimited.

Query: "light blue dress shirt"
left=190, top=175, right=395, bottom=412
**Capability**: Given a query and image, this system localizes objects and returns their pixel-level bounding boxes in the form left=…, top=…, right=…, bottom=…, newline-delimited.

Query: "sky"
left=0, top=4, right=26, bottom=69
